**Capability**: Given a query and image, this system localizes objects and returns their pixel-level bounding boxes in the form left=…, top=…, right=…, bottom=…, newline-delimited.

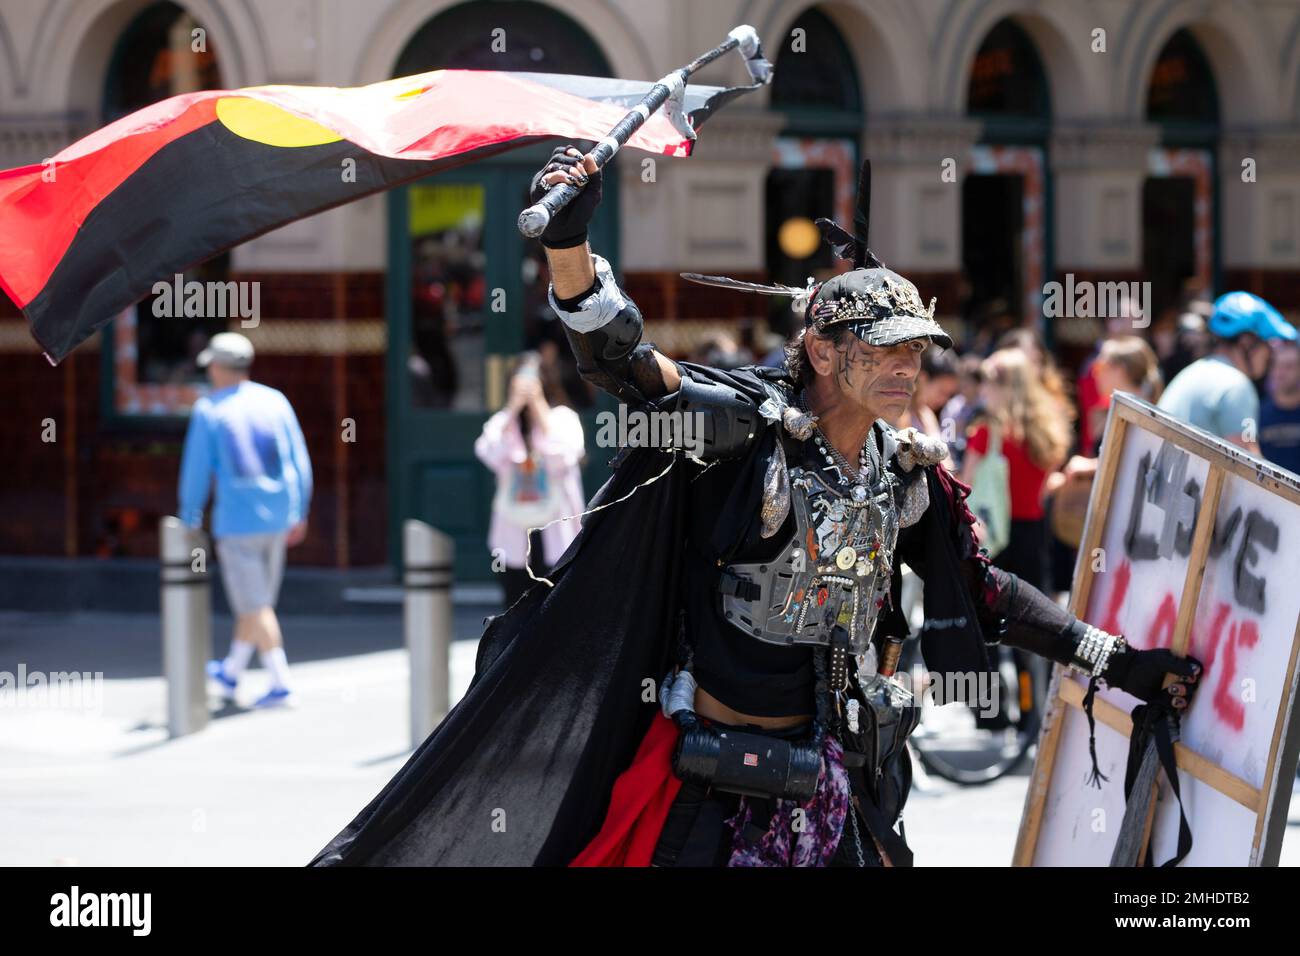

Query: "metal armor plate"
left=720, top=463, right=903, bottom=654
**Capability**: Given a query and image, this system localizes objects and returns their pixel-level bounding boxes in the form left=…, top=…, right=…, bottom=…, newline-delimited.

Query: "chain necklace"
left=798, top=391, right=873, bottom=495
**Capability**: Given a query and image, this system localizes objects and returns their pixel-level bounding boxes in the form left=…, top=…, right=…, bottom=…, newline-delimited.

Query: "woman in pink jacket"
left=474, top=353, right=586, bottom=607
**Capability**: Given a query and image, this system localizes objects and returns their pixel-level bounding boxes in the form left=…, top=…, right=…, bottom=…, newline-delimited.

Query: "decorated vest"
left=718, top=382, right=942, bottom=655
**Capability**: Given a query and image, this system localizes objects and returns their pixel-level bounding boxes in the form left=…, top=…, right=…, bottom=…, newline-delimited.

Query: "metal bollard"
left=160, top=516, right=212, bottom=738
left=403, top=520, right=454, bottom=749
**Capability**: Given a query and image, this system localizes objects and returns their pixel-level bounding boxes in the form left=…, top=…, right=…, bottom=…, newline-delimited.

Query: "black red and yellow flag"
left=0, top=69, right=752, bottom=363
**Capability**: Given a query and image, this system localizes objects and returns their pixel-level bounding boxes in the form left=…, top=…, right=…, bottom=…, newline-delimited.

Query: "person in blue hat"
left=1157, top=291, right=1297, bottom=453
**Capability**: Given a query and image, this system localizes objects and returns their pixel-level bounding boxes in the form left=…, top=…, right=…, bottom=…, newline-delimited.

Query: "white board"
left=1016, top=394, right=1300, bottom=866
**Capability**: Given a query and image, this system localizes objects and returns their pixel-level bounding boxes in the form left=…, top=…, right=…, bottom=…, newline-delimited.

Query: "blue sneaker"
left=206, top=660, right=238, bottom=698
left=254, top=686, right=294, bottom=709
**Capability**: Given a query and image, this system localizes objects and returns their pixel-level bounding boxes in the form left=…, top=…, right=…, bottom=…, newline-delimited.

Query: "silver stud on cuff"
left=1068, top=625, right=1126, bottom=678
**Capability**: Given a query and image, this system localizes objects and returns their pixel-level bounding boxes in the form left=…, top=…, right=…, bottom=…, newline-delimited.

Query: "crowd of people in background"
left=477, top=285, right=1299, bottom=602
left=682, top=286, right=1299, bottom=598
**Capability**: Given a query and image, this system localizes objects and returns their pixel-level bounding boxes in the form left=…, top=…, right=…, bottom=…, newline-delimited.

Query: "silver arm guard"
left=549, top=254, right=762, bottom=461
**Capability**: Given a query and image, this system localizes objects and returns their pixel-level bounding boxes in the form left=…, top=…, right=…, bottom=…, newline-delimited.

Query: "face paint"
left=827, top=336, right=925, bottom=418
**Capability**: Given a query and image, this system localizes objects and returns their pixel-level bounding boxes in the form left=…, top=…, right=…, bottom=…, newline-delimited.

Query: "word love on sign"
left=1015, top=393, right=1300, bottom=867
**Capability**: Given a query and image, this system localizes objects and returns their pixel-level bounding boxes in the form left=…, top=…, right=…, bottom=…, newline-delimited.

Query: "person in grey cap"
left=179, top=331, right=313, bottom=708
left=310, top=150, right=1201, bottom=869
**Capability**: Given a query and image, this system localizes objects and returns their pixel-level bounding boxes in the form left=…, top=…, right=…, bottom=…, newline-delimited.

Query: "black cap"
left=806, top=267, right=952, bottom=349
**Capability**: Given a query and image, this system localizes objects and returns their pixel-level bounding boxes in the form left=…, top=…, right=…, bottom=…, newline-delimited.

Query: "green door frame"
left=385, top=145, right=619, bottom=576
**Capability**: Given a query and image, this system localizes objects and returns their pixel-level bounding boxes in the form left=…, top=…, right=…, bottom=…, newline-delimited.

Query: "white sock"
left=223, top=640, right=256, bottom=677
left=261, top=646, right=292, bottom=691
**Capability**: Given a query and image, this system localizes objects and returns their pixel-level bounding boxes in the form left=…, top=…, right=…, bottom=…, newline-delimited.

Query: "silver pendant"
left=760, top=440, right=791, bottom=539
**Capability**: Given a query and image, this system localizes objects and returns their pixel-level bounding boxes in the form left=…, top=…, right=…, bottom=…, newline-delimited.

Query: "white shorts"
left=215, top=531, right=288, bottom=616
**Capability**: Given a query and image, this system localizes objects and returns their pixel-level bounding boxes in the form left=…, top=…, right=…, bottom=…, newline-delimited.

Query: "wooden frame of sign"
left=1013, top=393, right=1300, bottom=866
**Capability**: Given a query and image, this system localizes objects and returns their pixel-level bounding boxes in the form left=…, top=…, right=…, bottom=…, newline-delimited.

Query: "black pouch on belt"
left=845, top=675, right=922, bottom=812
left=673, top=723, right=823, bottom=803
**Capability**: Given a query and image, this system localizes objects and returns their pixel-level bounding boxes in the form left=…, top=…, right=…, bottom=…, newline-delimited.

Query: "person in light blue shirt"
left=1158, top=291, right=1297, bottom=455
left=179, top=332, right=313, bottom=708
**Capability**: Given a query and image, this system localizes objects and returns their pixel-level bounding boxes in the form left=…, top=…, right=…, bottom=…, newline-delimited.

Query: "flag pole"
left=517, top=24, right=770, bottom=238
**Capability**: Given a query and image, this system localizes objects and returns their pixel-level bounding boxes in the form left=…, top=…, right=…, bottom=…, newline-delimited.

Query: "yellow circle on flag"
left=215, top=97, right=345, bottom=147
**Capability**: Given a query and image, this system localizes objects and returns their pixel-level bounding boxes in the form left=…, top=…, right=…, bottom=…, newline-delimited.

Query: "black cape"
left=308, top=363, right=994, bottom=866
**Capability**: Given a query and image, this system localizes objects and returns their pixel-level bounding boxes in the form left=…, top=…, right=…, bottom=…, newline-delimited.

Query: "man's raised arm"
left=534, top=146, right=680, bottom=402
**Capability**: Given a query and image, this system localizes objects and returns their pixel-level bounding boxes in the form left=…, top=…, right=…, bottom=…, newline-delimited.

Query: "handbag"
left=965, top=423, right=1011, bottom=557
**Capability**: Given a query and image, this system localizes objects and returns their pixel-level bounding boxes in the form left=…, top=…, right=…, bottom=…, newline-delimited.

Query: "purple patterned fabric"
left=724, top=734, right=850, bottom=867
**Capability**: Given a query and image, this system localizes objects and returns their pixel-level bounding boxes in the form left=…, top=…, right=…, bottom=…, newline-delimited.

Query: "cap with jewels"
left=805, top=268, right=952, bottom=350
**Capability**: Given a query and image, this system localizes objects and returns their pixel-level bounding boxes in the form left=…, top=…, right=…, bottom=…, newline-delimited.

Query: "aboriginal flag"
left=0, top=69, right=756, bottom=363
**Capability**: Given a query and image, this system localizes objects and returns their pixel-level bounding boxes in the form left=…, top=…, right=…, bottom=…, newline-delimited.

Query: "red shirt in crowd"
left=967, top=423, right=1052, bottom=521
left=1076, top=358, right=1108, bottom=458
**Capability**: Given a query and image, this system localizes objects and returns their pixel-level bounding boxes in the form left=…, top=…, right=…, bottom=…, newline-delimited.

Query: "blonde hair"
left=1098, top=335, right=1163, bottom=403
left=996, top=327, right=1070, bottom=413
left=981, top=347, right=1073, bottom=471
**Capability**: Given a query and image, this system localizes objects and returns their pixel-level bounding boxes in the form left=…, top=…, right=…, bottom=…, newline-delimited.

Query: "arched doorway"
left=386, top=0, right=618, bottom=577
left=101, top=1, right=229, bottom=420
left=962, top=18, right=1051, bottom=348
left=764, top=7, right=862, bottom=354
left=1143, top=28, right=1219, bottom=323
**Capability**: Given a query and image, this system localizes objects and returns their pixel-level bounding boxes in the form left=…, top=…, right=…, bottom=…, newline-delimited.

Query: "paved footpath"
left=1, top=611, right=1295, bottom=866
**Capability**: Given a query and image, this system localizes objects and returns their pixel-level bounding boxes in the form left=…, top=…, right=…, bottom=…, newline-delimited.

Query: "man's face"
left=206, top=362, right=244, bottom=389
left=1244, top=336, right=1272, bottom=381
left=1269, top=345, right=1300, bottom=393
left=817, top=332, right=925, bottom=419
left=921, top=372, right=959, bottom=412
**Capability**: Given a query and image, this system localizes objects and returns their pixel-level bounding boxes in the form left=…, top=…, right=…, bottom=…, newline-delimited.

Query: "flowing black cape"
left=308, top=363, right=993, bottom=866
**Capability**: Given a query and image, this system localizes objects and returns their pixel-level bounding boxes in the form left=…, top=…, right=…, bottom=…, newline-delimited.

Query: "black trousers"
left=501, top=567, right=540, bottom=609
left=501, top=530, right=549, bottom=609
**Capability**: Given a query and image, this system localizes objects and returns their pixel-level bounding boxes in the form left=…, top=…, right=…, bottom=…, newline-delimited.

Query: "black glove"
left=1103, top=644, right=1203, bottom=711
left=529, top=145, right=603, bottom=249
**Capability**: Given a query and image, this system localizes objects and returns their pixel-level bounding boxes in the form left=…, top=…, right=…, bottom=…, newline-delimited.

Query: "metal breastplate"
left=720, top=460, right=902, bottom=654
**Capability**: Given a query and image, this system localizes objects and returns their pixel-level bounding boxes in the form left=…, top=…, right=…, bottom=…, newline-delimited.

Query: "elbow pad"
left=551, top=254, right=660, bottom=403
left=669, top=373, right=761, bottom=461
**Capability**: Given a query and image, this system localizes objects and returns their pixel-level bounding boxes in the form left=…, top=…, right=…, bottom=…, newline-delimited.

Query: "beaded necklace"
left=797, top=391, right=874, bottom=498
